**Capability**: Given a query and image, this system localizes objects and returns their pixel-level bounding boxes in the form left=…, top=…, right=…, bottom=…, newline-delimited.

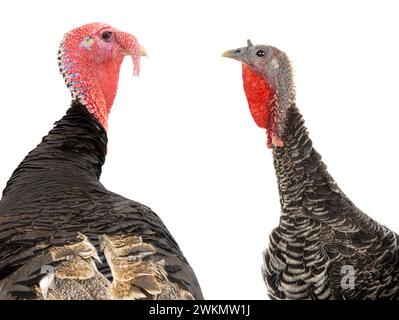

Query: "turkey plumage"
left=223, top=41, right=399, bottom=300
left=0, top=23, right=203, bottom=300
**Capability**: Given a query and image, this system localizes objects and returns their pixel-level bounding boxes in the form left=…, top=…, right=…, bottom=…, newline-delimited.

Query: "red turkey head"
left=58, top=22, right=147, bottom=129
left=222, top=40, right=295, bottom=148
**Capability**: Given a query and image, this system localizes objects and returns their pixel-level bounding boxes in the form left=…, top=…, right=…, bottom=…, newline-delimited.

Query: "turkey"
left=0, top=22, right=203, bottom=300
left=223, top=41, right=399, bottom=299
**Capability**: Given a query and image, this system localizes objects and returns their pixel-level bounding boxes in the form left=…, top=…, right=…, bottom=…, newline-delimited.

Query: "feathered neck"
left=2, top=101, right=108, bottom=198
left=272, top=105, right=320, bottom=215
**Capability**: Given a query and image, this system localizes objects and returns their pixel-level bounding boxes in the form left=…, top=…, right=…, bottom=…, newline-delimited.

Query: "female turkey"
left=0, top=22, right=203, bottom=300
left=223, top=41, right=399, bottom=300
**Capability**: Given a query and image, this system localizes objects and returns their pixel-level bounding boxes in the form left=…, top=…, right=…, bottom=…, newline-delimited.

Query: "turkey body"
left=263, top=105, right=399, bottom=300
left=0, top=101, right=203, bottom=300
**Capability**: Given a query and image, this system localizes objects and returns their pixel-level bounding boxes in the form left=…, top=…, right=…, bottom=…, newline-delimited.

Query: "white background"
left=1, top=0, right=399, bottom=299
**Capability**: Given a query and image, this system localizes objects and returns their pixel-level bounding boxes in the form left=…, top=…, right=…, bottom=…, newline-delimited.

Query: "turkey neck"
left=1, top=100, right=107, bottom=198
left=272, top=105, right=339, bottom=221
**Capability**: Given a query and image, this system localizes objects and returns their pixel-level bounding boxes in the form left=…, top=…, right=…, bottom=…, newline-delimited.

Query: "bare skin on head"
left=58, top=22, right=147, bottom=129
left=222, top=40, right=295, bottom=148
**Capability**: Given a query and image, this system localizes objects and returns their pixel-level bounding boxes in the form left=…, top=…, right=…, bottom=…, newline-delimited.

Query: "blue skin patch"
left=80, top=36, right=95, bottom=49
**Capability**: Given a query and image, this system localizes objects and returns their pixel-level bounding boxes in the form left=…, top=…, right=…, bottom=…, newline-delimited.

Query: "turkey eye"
left=256, top=50, right=265, bottom=57
left=101, top=31, right=112, bottom=42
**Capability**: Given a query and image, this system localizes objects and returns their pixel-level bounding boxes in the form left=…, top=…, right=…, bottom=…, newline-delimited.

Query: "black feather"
left=0, top=101, right=203, bottom=299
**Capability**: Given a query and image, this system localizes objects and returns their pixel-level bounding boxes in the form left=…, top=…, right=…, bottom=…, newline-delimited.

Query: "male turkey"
left=0, top=22, right=203, bottom=300
left=223, top=41, right=399, bottom=299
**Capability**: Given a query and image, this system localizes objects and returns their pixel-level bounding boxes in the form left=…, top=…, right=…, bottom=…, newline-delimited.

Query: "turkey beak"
left=138, top=45, right=148, bottom=57
left=222, top=46, right=251, bottom=65
left=115, top=31, right=148, bottom=77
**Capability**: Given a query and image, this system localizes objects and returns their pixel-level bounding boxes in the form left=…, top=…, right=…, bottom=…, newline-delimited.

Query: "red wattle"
left=242, top=64, right=272, bottom=129
left=242, top=64, right=283, bottom=149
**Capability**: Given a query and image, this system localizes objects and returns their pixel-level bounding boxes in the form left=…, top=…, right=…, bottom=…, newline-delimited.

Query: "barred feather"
left=263, top=105, right=399, bottom=300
